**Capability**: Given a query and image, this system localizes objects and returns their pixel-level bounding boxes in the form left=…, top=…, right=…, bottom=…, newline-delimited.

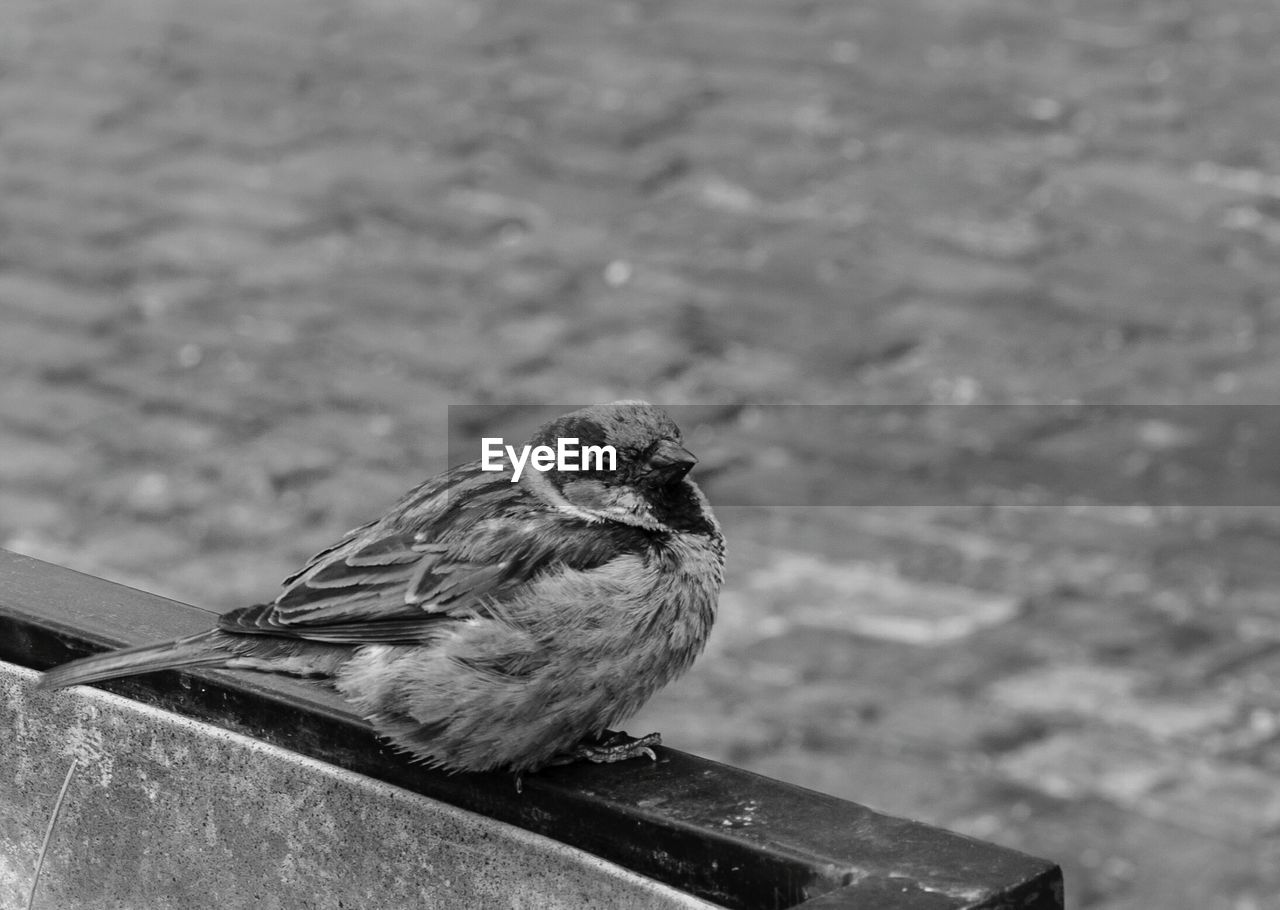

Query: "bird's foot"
left=549, top=730, right=662, bottom=766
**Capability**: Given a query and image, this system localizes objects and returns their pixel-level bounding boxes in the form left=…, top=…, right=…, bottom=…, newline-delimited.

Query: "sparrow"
left=38, top=402, right=726, bottom=775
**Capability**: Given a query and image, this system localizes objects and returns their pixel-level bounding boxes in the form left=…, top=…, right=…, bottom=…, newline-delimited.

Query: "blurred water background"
left=4, top=1, right=1280, bottom=906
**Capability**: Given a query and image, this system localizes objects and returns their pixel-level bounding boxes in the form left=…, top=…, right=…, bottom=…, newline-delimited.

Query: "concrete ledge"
left=0, top=549, right=1064, bottom=909
left=2, top=661, right=716, bottom=910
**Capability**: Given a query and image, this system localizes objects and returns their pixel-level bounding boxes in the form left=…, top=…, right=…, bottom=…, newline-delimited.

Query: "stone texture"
left=1, top=662, right=713, bottom=910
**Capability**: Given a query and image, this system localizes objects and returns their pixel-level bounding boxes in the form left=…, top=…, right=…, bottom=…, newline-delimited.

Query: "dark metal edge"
left=0, top=549, right=1063, bottom=910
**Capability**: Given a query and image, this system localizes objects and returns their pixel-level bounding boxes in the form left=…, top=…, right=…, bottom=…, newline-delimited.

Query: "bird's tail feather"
left=36, top=632, right=233, bottom=691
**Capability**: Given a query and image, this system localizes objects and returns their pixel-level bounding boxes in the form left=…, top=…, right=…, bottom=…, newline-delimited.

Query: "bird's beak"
left=647, top=439, right=698, bottom=483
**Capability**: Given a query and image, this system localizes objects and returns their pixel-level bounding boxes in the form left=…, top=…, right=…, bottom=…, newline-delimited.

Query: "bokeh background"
left=4, top=1, right=1280, bottom=907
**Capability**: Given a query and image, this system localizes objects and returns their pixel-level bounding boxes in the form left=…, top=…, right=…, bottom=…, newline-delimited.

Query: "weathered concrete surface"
left=0, top=662, right=716, bottom=910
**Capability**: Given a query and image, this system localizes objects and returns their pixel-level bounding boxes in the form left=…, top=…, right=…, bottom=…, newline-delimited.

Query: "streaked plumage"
left=39, top=402, right=725, bottom=773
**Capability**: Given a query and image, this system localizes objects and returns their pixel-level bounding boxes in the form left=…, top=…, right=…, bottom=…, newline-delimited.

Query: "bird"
left=38, top=401, right=725, bottom=775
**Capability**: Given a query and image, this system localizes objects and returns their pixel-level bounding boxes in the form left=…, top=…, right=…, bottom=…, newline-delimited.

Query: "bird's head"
left=527, top=401, right=703, bottom=528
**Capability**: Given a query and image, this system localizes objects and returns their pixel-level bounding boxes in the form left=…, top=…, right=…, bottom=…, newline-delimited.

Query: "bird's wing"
left=217, top=464, right=652, bottom=645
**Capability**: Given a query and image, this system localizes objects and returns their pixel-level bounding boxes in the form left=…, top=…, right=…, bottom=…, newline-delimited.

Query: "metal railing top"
left=0, top=548, right=1062, bottom=910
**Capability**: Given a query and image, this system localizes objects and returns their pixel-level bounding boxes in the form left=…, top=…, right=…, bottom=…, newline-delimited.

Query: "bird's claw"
left=549, top=730, right=662, bottom=766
